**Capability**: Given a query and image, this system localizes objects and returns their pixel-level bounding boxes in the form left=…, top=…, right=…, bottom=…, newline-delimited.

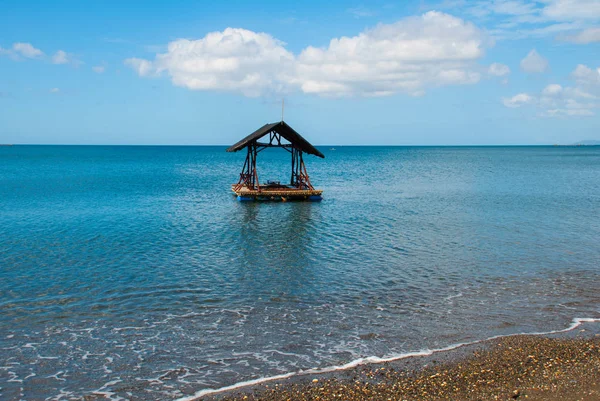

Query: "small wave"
left=175, top=317, right=600, bottom=401
left=444, top=292, right=463, bottom=302
left=91, top=378, right=126, bottom=401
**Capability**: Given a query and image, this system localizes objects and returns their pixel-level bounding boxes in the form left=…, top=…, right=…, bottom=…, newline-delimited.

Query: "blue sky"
left=1, top=0, right=599, bottom=145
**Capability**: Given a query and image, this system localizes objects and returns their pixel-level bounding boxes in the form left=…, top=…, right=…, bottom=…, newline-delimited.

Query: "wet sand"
left=199, top=325, right=600, bottom=401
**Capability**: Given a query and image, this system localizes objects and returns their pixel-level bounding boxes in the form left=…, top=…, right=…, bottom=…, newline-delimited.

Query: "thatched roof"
left=226, top=121, right=324, bottom=158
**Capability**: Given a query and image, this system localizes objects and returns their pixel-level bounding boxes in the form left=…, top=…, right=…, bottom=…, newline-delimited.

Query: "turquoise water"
left=1, top=145, right=599, bottom=400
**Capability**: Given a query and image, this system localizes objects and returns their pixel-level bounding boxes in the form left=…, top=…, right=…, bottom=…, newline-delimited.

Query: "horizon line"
left=2, top=144, right=597, bottom=147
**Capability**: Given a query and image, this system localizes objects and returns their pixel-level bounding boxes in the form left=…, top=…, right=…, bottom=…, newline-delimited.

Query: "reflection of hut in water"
left=227, top=121, right=324, bottom=202
left=234, top=203, right=320, bottom=295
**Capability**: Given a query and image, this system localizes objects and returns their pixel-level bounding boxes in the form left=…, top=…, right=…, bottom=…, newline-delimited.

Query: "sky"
left=1, top=0, right=599, bottom=145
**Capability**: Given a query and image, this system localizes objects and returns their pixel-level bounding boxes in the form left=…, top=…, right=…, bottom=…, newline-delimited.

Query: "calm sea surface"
left=1, top=145, right=599, bottom=400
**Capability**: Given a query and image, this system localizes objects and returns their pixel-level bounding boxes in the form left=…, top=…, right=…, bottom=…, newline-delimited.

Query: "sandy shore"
left=198, top=324, right=600, bottom=401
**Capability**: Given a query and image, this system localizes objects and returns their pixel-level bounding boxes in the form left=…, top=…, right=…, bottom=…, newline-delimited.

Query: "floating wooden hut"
left=227, top=121, right=324, bottom=201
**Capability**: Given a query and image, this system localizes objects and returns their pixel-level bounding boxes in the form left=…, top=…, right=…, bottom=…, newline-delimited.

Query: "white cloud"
left=51, top=50, right=82, bottom=66
left=12, top=42, right=44, bottom=59
left=544, top=108, right=595, bottom=116
left=504, top=64, right=600, bottom=117
left=1, top=43, right=83, bottom=66
left=125, top=28, right=294, bottom=97
left=433, top=0, right=600, bottom=41
left=292, top=12, right=486, bottom=97
left=488, top=20, right=585, bottom=41
left=124, top=58, right=156, bottom=77
left=520, top=49, right=548, bottom=73
left=561, top=27, right=600, bottom=43
left=126, top=13, right=488, bottom=98
left=542, top=83, right=563, bottom=96
left=542, top=0, right=600, bottom=21
left=571, top=64, right=600, bottom=86
left=92, top=65, right=106, bottom=74
left=488, top=62, right=510, bottom=76
left=502, top=93, right=533, bottom=107
left=347, top=7, right=377, bottom=18
left=490, top=0, right=538, bottom=16
left=541, top=93, right=597, bottom=116
left=52, top=50, right=68, bottom=64
left=49, top=88, right=60, bottom=93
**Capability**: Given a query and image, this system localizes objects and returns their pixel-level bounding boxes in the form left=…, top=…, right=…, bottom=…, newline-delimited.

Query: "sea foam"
left=176, top=317, right=600, bottom=401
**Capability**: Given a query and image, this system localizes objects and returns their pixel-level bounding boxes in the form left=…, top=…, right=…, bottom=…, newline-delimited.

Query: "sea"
left=1, top=145, right=599, bottom=400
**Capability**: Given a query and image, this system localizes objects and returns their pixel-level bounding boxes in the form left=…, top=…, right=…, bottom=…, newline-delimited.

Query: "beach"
left=206, top=326, right=600, bottom=401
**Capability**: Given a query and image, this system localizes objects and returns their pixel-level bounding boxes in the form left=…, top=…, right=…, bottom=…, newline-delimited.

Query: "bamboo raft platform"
left=227, top=120, right=324, bottom=202
left=232, top=185, right=323, bottom=202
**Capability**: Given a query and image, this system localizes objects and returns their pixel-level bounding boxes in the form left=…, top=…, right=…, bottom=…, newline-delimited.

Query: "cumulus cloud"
left=520, top=49, right=548, bottom=73
left=561, top=27, right=600, bottom=43
left=49, top=88, right=60, bottom=93
left=292, top=11, right=486, bottom=97
left=51, top=50, right=82, bottom=67
left=0, top=42, right=44, bottom=60
left=51, top=50, right=69, bottom=64
left=542, top=83, right=563, bottom=96
left=502, top=93, right=533, bottom=108
left=1, top=42, right=43, bottom=60
left=13, top=42, right=44, bottom=58
left=1, top=43, right=82, bottom=66
left=504, top=64, right=600, bottom=117
left=488, top=62, right=510, bottom=76
left=540, top=88, right=597, bottom=116
left=571, top=64, right=600, bottom=85
left=125, top=28, right=294, bottom=97
left=92, top=65, right=106, bottom=74
left=126, top=12, right=488, bottom=97
left=124, top=58, right=156, bottom=77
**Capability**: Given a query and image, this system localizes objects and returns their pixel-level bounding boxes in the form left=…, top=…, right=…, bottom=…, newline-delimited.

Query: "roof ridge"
left=226, top=121, right=324, bottom=158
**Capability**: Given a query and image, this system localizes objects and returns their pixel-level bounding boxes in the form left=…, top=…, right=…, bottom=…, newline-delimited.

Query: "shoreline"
left=179, top=318, right=600, bottom=401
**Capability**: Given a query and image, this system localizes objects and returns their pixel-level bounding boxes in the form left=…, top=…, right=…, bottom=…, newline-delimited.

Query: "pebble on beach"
left=211, top=335, right=600, bottom=401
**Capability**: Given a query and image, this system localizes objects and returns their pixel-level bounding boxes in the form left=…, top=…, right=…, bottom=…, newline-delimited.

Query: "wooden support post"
left=252, top=143, right=260, bottom=191
left=290, top=147, right=296, bottom=186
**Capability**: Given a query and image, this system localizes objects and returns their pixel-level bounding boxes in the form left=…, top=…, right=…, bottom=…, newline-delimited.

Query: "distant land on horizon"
left=571, top=140, right=600, bottom=146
